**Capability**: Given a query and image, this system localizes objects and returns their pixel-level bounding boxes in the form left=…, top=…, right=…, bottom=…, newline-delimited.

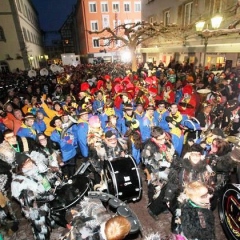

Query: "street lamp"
left=195, top=14, right=223, bottom=76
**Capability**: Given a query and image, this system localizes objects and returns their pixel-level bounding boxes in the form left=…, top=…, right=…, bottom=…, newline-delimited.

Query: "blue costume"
left=33, top=120, right=46, bottom=133
left=92, top=99, right=104, bottom=115
left=50, top=127, right=77, bottom=162
left=17, top=124, right=37, bottom=140
left=76, top=120, right=89, bottom=158
left=154, top=109, right=169, bottom=131
left=139, top=115, right=158, bottom=142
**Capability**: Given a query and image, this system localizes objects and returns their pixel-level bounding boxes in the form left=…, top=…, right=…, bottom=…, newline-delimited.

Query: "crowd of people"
left=0, top=61, right=239, bottom=240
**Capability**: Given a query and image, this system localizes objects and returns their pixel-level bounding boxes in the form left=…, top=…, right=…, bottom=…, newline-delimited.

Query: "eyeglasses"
left=107, top=137, right=117, bottom=142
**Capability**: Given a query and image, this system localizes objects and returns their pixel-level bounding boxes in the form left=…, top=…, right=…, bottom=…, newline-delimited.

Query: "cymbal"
left=226, top=136, right=240, bottom=144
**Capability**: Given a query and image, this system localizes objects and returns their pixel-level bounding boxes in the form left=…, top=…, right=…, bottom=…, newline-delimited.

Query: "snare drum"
left=218, top=184, right=240, bottom=240
left=104, top=156, right=142, bottom=201
left=50, top=175, right=91, bottom=212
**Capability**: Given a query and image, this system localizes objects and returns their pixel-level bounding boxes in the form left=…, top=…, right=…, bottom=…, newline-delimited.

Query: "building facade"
left=0, top=0, right=44, bottom=72
left=141, top=0, right=240, bottom=69
left=75, top=0, right=141, bottom=62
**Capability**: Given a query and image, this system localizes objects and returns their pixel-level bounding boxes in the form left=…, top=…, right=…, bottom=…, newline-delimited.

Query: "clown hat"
left=182, top=84, right=193, bottom=94
left=80, top=82, right=90, bottom=92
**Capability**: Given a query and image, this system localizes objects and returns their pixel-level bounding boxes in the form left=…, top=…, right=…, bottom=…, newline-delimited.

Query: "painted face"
left=105, top=135, right=118, bottom=148
left=189, top=151, right=202, bottom=164
left=122, top=95, right=129, bottom=103
left=190, top=186, right=213, bottom=207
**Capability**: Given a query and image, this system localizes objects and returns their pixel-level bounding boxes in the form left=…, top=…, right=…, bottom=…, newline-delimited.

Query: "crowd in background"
left=0, top=60, right=239, bottom=240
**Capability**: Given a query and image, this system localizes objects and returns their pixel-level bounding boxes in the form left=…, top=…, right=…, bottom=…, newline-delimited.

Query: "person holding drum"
left=103, top=130, right=126, bottom=160
left=178, top=84, right=196, bottom=118
left=60, top=196, right=132, bottom=240
left=141, top=126, right=176, bottom=220
left=11, top=152, right=57, bottom=240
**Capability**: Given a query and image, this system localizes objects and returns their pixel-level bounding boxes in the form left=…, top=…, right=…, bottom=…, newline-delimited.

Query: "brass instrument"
left=134, top=86, right=148, bottom=104
left=223, top=119, right=234, bottom=136
left=200, top=115, right=217, bottom=139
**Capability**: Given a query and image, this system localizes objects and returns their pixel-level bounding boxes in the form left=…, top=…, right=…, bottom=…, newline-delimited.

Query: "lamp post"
left=195, top=14, right=223, bottom=77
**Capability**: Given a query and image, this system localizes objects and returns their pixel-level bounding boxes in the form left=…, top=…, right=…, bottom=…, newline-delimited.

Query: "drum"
left=104, top=156, right=142, bottom=202
left=218, top=184, right=240, bottom=240
left=197, top=89, right=211, bottom=103
left=50, top=175, right=91, bottom=212
left=88, top=191, right=141, bottom=234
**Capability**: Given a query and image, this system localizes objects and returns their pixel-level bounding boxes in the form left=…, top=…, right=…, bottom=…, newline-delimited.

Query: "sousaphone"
left=50, top=64, right=60, bottom=73
left=28, top=69, right=37, bottom=78
left=40, top=68, right=49, bottom=76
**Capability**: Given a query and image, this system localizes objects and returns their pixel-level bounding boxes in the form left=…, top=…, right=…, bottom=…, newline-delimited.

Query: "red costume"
left=178, top=84, right=196, bottom=117
left=159, top=81, right=175, bottom=104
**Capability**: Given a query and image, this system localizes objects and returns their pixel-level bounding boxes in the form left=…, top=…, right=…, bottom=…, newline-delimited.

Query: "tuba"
left=28, top=69, right=37, bottom=78
left=134, top=86, right=148, bottom=104
left=40, top=68, right=49, bottom=76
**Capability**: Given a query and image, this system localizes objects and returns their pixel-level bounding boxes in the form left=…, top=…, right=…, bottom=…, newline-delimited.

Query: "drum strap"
left=21, top=137, right=29, bottom=152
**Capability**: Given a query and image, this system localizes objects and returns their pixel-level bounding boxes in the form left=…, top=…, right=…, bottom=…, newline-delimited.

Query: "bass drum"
left=218, top=183, right=240, bottom=240
left=50, top=175, right=91, bottom=212
left=104, top=156, right=142, bottom=202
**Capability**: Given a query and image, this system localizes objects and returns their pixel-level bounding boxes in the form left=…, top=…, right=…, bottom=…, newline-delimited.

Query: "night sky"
left=32, top=0, right=77, bottom=31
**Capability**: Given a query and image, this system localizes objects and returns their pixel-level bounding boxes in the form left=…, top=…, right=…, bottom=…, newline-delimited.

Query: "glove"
left=48, top=194, right=55, bottom=201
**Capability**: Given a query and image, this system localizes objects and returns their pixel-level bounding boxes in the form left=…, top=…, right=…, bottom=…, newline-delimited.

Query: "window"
left=134, top=2, right=141, bottom=12
left=183, top=2, right=193, bottom=26
left=113, top=20, right=121, bottom=28
left=93, top=38, right=99, bottom=47
left=124, top=2, right=130, bottom=12
left=163, top=10, right=170, bottom=26
left=31, top=33, right=34, bottom=43
left=16, top=0, right=22, bottom=12
left=102, top=15, right=110, bottom=28
left=91, top=21, right=98, bottom=31
left=22, top=27, right=27, bottom=41
left=112, top=2, right=120, bottom=12
left=103, top=39, right=110, bottom=46
left=27, top=30, right=31, bottom=42
left=89, top=2, right=97, bottom=12
left=205, top=0, right=223, bottom=15
left=101, top=2, right=108, bottom=12
left=0, top=27, right=6, bottom=41
left=116, top=40, right=121, bottom=47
